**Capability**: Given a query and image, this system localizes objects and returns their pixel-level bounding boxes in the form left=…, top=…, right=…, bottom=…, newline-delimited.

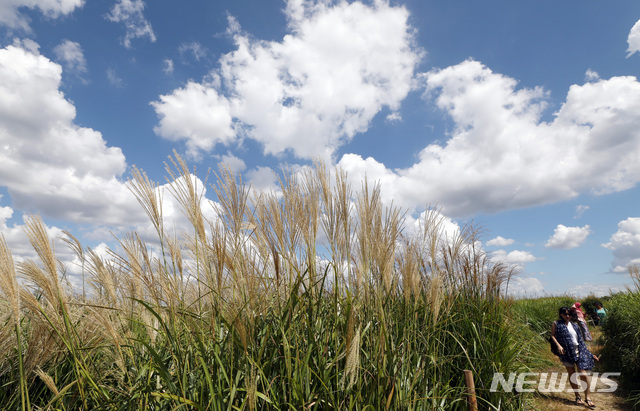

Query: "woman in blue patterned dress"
left=550, top=306, right=599, bottom=408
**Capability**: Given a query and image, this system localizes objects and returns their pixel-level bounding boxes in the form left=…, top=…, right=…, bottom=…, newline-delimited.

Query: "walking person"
left=571, top=302, right=592, bottom=341
left=594, top=301, right=607, bottom=325
left=550, top=307, right=599, bottom=408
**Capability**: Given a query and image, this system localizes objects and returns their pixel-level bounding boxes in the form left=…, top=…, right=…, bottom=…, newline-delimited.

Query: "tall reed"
left=0, top=235, right=29, bottom=410
left=0, top=155, right=537, bottom=410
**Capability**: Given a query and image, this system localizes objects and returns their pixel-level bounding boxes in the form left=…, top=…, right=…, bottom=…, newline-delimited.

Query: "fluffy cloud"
left=0, top=43, right=142, bottom=227
left=404, top=209, right=466, bottom=259
left=585, top=69, right=599, bottom=82
left=338, top=61, right=640, bottom=216
left=53, top=40, right=87, bottom=79
left=0, top=172, right=222, bottom=290
left=385, top=112, right=402, bottom=123
left=106, top=0, right=156, bottom=49
left=545, top=224, right=591, bottom=249
left=246, top=167, right=279, bottom=195
left=627, top=19, right=640, bottom=57
left=602, top=217, right=640, bottom=272
left=567, top=283, right=626, bottom=298
left=0, top=199, right=73, bottom=266
left=491, top=249, right=538, bottom=271
left=0, top=0, right=83, bottom=32
left=0, top=202, right=29, bottom=257
left=486, top=236, right=514, bottom=247
left=152, top=0, right=422, bottom=159
left=505, top=276, right=544, bottom=297
left=216, top=153, right=246, bottom=175
left=407, top=209, right=460, bottom=238
left=152, top=82, right=235, bottom=156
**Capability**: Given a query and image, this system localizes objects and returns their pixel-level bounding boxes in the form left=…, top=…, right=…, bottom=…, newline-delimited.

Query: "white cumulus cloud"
left=486, top=236, right=514, bottom=247
left=602, top=217, right=640, bottom=273
left=0, top=202, right=29, bottom=257
left=505, top=276, right=544, bottom=297
left=152, top=82, right=235, bottom=156
left=216, top=153, right=246, bottom=175
left=567, top=283, right=626, bottom=298
left=53, top=40, right=87, bottom=79
left=585, top=69, right=599, bottom=82
left=246, top=166, right=279, bottom=195
left=385, top=112, right=402, bottom=123
left=0, top=199, right=75, bottom=269
left=545, top=224, right=591, bottom=249
left=152, top=0, right=422, bottom=159
left=0, top=43, right=142, bottom=227
left=0, top=0, right=84, bottom=32
left=491, top=249, right=538, bottom=271
left=627, top=19, right=640, bottom=57
left=338, top=59, right=640, bottom=216
left=106, top=0, right=156, bottom=49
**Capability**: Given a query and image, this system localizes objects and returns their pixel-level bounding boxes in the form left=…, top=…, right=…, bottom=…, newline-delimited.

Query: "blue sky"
left=2, top=0, right=640, bottom=297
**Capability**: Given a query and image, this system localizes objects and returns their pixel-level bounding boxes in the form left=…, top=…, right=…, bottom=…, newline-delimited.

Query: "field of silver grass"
left=0, top=154, right=539, bottom=410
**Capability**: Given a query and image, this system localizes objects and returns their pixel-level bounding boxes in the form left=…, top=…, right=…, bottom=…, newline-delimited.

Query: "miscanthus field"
left=0, top=155, right=579, bottom=410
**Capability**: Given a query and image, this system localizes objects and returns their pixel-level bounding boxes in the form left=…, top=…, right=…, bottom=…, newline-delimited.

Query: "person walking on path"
left=550, top=306, right=600, bottom=408
left=594, top=301, right=607, bottom=325
left=571, top=302, right=592, bottom=341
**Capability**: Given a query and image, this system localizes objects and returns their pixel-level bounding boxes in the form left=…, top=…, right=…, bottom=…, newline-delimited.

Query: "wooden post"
left=463, top=370, right=478, bottom=411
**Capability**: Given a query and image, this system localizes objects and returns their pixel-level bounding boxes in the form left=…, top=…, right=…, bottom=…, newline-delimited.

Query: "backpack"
left=548, top=321, right=560, bottom=355
left=548, top=336, right=560, bottom=355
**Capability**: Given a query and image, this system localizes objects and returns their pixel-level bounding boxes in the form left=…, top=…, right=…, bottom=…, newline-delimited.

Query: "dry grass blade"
left=212, top=162, right=251, bottom=240
left=0, top=235, right=20, bottom=325
left=113, top=232, right=165, bottom=307
left=628, top=263, right=640, bottom=291
left=253, top=191, right=285, bottom=286
left=61, top=231, right=87, bottom=300
left=88, top=306, right=126, bottom=374
left=21, top=215, right=68, bottom=311
left=397, top=239, right=420, bottom=301
left=86, top=248, right=119, bottom=307
left=165, top=150, right=207, bottom=242
left=355, top=178, right=401, bottom=294
left=129, top=165, right=164, bottom=238
left=35, top=366, right=59, bottom=396
left=341, top=326, right=361, bottom=390
left=20, top=296, right=60, bottom=374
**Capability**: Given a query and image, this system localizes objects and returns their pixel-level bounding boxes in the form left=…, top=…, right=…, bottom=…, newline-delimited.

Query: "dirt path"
left=528, top=328, right=634, bottom=411
left=531, top=369, right=631, bottom=410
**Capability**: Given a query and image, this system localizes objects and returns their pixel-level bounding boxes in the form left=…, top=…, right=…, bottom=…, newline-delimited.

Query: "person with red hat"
left=571, top=302, right=592, bottom=341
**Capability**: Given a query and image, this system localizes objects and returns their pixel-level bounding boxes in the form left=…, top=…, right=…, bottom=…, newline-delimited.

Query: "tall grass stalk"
left=598, top=265, right=640, bottom=397
left=0, top=235, right=30, bottom=411
left=0, top=156, right=538, bottom=410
